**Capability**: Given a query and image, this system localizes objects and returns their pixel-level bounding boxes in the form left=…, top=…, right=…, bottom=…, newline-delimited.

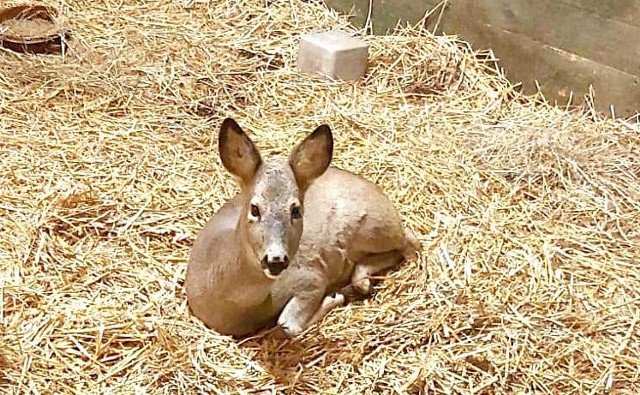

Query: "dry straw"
left=1, top=0, right=639, bottom=394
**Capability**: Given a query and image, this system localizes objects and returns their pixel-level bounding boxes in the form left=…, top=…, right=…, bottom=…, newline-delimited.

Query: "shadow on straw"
left=236, top=327, right=330, bottom=386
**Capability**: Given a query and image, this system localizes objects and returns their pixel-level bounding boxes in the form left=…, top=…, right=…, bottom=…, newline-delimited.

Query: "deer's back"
left=279, top=167, right=406, bottom=290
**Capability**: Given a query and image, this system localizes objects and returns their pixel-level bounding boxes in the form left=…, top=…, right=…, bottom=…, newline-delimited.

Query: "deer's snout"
left=261, top=253, right=290, bottom=277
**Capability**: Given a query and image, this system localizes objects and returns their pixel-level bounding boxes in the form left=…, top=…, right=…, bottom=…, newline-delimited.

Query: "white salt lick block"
left=298, top=31, right=369, bottom=81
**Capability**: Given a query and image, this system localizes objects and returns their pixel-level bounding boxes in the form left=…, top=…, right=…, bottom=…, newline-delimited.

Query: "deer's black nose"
left=261, top=254, right=289, bottom=276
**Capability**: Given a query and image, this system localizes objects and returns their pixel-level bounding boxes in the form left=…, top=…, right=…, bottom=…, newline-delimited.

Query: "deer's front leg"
left=277, top=291, right=345, bottom=337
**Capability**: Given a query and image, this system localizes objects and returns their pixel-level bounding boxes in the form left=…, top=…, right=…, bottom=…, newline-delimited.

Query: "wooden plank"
left=372, top=0, right=440, bottom=33
left=324, top=0, right=640, bottom=117
left=558, top=0, right=640, bottom=28
left=324, top=0, right=370, bottom=30
left=440, top=0, right=640, bottom=76
left=444, top=16, right=640, bottom=117
left=324, top=0, right=439, bottom=34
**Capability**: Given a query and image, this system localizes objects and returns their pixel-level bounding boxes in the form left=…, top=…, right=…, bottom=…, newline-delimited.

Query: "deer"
left=185, top=118, right=421, bottom=338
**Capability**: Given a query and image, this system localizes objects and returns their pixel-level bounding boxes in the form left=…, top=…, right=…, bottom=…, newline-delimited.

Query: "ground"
left=1, top=0, right=639, bottom=394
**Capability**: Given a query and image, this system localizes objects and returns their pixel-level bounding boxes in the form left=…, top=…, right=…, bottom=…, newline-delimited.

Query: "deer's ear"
left=219, top=118, right=262, bottom=186
left=289, top=124, right=333, bottom=191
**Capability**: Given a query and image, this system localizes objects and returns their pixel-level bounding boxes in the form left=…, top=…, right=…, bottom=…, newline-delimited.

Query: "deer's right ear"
left=219, top=118, right=262, bottom=185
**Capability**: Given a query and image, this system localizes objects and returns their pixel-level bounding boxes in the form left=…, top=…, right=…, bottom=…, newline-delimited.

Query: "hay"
left=1, top=0, right=639, bottom=393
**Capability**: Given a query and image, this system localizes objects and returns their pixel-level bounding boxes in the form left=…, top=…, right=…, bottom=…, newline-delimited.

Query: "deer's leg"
left=304, top=293, right=345, bottom=329
left=351, top=250, right=404, bottom=295
left=277, top=291, right=345, bottom=337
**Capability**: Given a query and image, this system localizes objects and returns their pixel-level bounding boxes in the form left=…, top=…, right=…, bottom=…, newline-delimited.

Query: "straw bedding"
left=1, top=0, right=639, bottom=393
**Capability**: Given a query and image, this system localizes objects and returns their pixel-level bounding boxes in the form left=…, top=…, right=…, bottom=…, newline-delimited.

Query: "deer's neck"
left=219, top=224, right=274, bottom=307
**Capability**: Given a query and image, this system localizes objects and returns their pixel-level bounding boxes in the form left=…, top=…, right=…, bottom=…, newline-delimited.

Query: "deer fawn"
left=185, top=118, right=421, bottom=337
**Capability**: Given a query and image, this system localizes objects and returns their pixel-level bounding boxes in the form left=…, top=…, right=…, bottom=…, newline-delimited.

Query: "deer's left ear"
left=289, top=124, right=333, bottom=192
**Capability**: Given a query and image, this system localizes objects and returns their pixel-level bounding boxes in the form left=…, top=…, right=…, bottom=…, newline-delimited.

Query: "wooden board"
left=324, top=0, right=640, bottom=117
left=438, top=0, right=640, bottom=117
left=441, top=0, right=640, bottom=76
left=451, top=22, right=640, bottom=116
left=324, top=0, right=439, bottom=34
left=559, top=0, right=640, bottom=28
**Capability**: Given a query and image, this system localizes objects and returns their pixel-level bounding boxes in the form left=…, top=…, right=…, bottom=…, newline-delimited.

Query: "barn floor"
left=1, top=0, right=640, bottom=394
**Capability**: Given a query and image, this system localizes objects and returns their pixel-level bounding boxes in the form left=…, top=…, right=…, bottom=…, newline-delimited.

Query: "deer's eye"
left=291, top=205, right=302, bottom=220
left=250, top=204, right=260, bottom=219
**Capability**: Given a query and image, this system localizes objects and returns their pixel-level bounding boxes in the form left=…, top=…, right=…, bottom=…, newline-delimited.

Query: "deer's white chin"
left=263, top=269, right=279, bottom=280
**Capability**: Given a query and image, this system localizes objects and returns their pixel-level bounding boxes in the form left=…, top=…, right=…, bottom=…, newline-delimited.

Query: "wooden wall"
left=324, top=0, right=640, bottom=118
